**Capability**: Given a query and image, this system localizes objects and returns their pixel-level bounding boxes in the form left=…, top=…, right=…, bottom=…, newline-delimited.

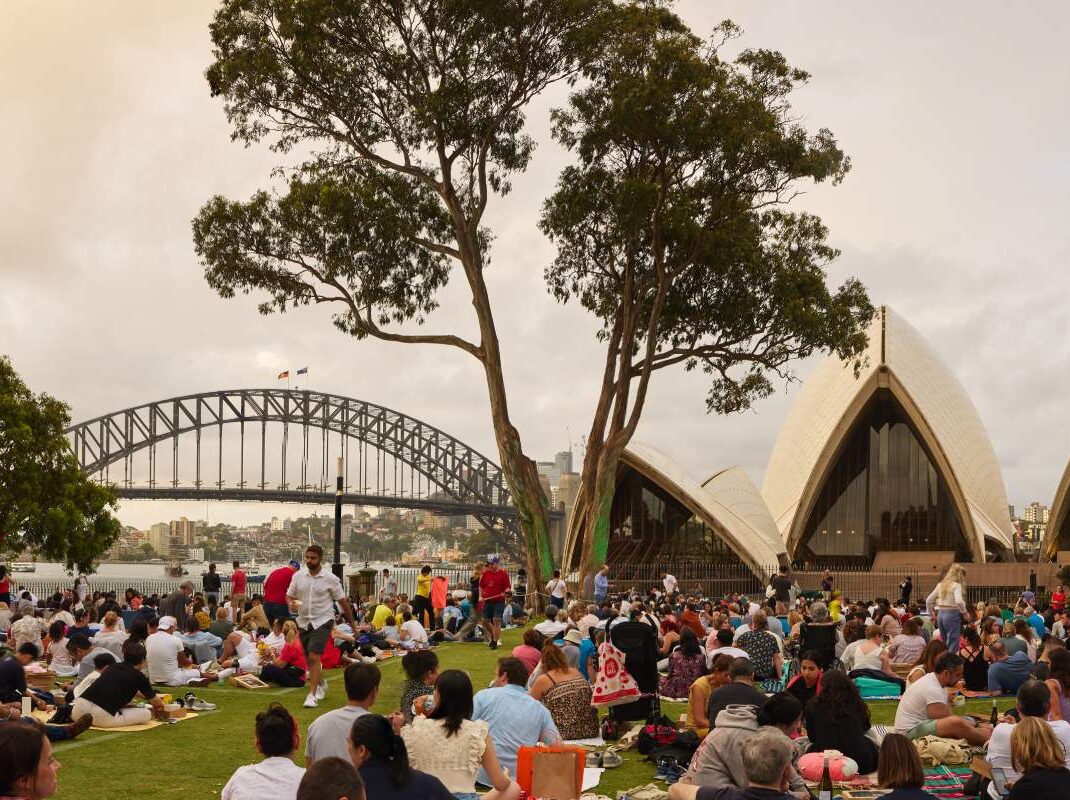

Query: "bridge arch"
left=65, top=389, right=512, bottom=519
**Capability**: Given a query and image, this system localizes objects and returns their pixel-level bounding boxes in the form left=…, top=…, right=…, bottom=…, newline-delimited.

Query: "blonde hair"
left=282, top=620, right=299, bottom=644
left=102, top=611, right=119, bottom=628
left=1012, top=716, right=1066, bottom=773
left=936, top=563, right=966, bottom=597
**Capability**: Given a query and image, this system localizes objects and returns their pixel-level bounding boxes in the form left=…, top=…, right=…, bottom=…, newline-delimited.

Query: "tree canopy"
left=0, top=356, right=121, bottom=571
left=539, top=7, right=873, bottom=574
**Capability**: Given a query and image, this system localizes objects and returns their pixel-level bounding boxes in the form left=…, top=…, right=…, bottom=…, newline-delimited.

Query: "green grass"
left=50, top=630, right=1011, bottom=800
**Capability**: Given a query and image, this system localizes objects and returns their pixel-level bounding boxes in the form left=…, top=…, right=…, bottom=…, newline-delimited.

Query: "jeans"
left=938, top=609, right=962, bottom=653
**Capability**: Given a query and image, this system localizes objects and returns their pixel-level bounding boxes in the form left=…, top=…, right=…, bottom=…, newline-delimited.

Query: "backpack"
left=637, top=715, right=678, bottom=754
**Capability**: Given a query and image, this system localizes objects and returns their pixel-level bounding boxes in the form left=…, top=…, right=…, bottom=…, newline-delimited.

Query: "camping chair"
left=796, top=621, right=840, bottom=671
left=608, top=620, right=661, bottom=722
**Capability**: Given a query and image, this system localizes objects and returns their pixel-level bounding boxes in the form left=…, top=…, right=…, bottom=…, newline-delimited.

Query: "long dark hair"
left=818, top=669, right=871, bottom=725
left=350, top=714, right=411, bottom=788
left=0, top=720, right=47, bottom=795
left=1049, top=647, right=1070, bottom=696
left=429, top=669, right=474, bottom=737
left=677, top=627, right=701, bottom=658
left=127, top=618, right=149, bottom=644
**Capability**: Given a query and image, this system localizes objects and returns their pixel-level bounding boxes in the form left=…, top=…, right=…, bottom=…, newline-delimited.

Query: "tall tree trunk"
left=576, top=437, right=626, bottom=592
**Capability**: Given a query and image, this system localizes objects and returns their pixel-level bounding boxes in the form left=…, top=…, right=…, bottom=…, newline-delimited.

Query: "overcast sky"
left=3, top=2, right=1070, bottom=529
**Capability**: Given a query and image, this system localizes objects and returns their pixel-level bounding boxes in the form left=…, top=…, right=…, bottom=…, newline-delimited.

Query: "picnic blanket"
left=32, top=709, right=201, bottom=733
left=923, top=765, right=974, bottom=798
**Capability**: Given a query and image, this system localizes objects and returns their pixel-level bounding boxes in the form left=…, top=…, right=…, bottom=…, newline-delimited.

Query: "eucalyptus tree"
left=539, top=7, right=873, bottom=580
left=193, top=0, right=610, bottom=589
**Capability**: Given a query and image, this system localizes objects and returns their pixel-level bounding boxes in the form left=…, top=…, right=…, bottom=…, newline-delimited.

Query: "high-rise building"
left=148, top=522, right=171, bottom=556
left=1024, top=502, right=1050, bottom=525
left=554, top=450, right=573, bottom=480
left=536, top=461, right=557, bottom=487
left=170, top=517, right=195, bottom=546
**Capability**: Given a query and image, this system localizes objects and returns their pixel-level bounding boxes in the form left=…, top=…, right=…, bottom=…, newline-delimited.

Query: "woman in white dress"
left=400, top=669, right=520, bottom=800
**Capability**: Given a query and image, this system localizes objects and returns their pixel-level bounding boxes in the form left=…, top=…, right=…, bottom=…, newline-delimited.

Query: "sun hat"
left=157, top=615, right=178, bottom=631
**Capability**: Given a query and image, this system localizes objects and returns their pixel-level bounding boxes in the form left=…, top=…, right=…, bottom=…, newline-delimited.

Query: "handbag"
left=591, top=640, right=641, bottom=707
left=516, top=745, right=585, bottom=800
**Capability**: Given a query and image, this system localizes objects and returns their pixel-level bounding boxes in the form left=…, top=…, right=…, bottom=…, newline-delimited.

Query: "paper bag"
left=517, top=746, right=584, bottom=800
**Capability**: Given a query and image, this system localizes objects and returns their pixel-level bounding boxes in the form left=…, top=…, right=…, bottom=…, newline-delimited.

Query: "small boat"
left=11, top=562, right=36, bottom=573
left=166, top=558, right=187, bottom=578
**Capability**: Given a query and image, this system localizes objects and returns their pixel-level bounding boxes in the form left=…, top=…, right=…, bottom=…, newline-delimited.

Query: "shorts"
left=906, top=719, right=939, bottom=739
left=299, top=620, right=334, bottom=655
left=231, top=593, right=247, bottom=613
left=482, top=601, right=505, bottom=621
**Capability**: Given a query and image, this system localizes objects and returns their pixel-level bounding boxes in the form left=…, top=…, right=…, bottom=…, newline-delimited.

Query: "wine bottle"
left=818, top=752, right=833, bottom=800
left=990, top=698, right=999, bottom=726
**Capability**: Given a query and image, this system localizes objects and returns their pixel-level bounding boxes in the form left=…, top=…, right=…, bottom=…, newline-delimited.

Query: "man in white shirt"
left=534, top=605, right=565, bottom=639
left=146, top=616, right=211, bottom=686
left=986, top=679, right=1070, bottom=799
left=894, top=652, right=991, bottom=745
left=222, top=704, right=305, bottom=800
left=287, top=545, right=358, bottom=708
left=400, top=611, right=429, bottom=645
left=578, top=605, right=601, bottom=637
left=305, top=662, right=380, bottom=767
left=706, top=628, right=749, bottom=668
left=662, top=572, right=678, bottom=596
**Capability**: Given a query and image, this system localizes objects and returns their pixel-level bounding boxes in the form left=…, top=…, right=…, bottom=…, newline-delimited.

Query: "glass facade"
left=606, top=469, right=743, bottom=568
left=799, top=390, right=970, bottom=566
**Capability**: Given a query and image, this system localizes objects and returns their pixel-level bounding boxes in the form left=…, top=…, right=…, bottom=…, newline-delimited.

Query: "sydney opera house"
left=563, top=306, right=1050, bottom=584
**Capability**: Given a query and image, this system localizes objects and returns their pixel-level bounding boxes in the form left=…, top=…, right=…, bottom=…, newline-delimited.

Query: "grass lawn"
left=50, top=628, right=1008, bottom=799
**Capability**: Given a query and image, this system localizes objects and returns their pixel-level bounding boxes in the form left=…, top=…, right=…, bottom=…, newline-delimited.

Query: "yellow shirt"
left=416, top=573, right=432, bottom=598
left=372, top=603, right=394, bottom=630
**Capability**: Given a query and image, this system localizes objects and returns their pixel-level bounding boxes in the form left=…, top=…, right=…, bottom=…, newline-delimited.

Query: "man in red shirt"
left=478, top=556, right=510, bottom=650
left=230, top=560, right=247, bottom=625
left=263, top=561, right=299, bottom=625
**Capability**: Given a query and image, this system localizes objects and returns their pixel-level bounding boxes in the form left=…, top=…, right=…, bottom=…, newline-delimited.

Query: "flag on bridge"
left=277, top=370, right=289, bottom=380
left=296, top=367, right=308, bottom=375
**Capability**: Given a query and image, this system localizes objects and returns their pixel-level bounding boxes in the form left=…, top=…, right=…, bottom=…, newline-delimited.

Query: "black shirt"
left=770, top=575, right=792, bottom=603
left=804, top=700, right=879, bottom=774
left=0, top=656, right=27, bottom=703
left=203, top=572, right=222, bottom=593
left=358, top=759, right=453, bottom=800
left=1009, top=767, right=1070, bottom=799
left=707, top=680, right=768, bottom=727
left=80, top=662, right=155, bottom=715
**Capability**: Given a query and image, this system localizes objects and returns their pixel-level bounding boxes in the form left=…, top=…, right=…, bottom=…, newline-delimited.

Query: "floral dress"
left=659, top=651, right=706, bottom=699
left=737, top=629, right=781, bottom=683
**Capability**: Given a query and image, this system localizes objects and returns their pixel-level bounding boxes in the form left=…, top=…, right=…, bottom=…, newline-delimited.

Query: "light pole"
left=333, top=456, right=344, bottom=583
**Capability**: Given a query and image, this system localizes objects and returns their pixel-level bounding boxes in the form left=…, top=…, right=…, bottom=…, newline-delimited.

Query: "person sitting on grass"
left=306, top=662, right=381, bottom=767
left=400, top=669, right=522, bottom=800
left=1007, top=716, right=1070, bottom=797
left=669, top=728, right=801, bottom=800
left=785, top=650, right=822, bottom=707
left=707, top=658, right=768, bottom=729
left=660, top=627, right=708, bottom=700
left=399, top=610, right=430, bottom=648
left=297, top=757, right=365, bottom=800
left=146, top=616, right=212, bottom=687
left=0, top=720, right=62, bottom=800
left=529, top=640, right=599, bottom=741
left=894, top=652, right=991, bottom=746
left=399, top=650, right=438, bottom=723
left=222, top=703, right=305, bottom=800
left=71, top=651, right=116, bottom=700
left=510, top=629, right=543, bottom=676
left=259, top=620, right=308, bottom=688
left=687, top=653, right=733, bottom=737
left=261, top=617, right=286, bottom=652
left=71, top=641, right=166, bottom=728
left=906, top=639, right=948, bottom=684
left=348, top=713, right=453, bottom=800
left=176, top=616, right=224, bottom=664
left=987, top=639, right=1033, bottom=696
left=986, top=679, right=1070, bottom=799
left=875, top=733, right=938, bottom=799
left=804, top=669, right=879, bottom=774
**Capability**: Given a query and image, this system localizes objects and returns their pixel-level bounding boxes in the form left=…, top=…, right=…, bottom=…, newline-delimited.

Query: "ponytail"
left=349, top=714, right=412, bottom=789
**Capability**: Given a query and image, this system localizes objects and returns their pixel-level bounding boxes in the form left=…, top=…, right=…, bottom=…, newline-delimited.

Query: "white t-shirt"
left=706, top=645, right=748, bottom=669
left=546, top=579, right=567, bottom=601
left=401, top=619, right=429, bottom=643
left=663, top=575, right=678, bottom=595
left=987, top=719, right=1070, bottom=799
left=534, top=619, right=565, bottom=639
left=894, top=672, right=948, bottom=733
left=146, top=630, right=185, bottom=683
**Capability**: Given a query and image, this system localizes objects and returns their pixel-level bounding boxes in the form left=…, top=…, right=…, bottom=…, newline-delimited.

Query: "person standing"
left=479, top=557, right=510, bottom=650
left=379, top=568, right=398, bottom=601
left=413, top=566, right=433, bottom=630
left=594, top=565, right=610, bottom=605
left=900, top=575, right=913, bottom=606
left=926, top=563, right=968, bottom=654
left=231, top=560, right=248, bottom=626
left=821, top=570, right=834, bottom=602
left=544, top=570, right=567, bottom=607
left=264, top=561, right=299, bottom=626
left=203, top=563, right=223, bottom=610
left=159, top=582, right=194, bottom=632
left=288, top=544, right=357, bottom=708
left=770, top=567, right=793, bottom=605
left=663, top=572, right=679, bottom=597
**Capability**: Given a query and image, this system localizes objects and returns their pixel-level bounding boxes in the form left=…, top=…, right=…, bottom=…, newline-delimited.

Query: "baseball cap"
left=157, top=615, right=177, bottom=630
left=489, top=555, right=500, bottom=564
left=563, top=629, right=583, bottom=645
left=289, top=560, right=301, bottom=569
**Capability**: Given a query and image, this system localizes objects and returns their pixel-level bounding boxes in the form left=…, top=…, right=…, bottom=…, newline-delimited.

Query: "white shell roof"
left=761, top=306, right=1013, bottom=559
left=623, top=441, right=786, bottom=578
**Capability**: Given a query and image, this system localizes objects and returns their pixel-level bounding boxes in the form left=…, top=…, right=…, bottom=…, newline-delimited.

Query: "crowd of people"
left=4, top=559, right=1070, bottom=799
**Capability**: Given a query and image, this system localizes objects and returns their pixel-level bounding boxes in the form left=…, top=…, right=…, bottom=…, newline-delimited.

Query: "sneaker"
left=184, top=693, right=217, bottom=712
left=187, top=678, right=211, bottom=688
left=303, top=694, right=318, bottom=708
left=68, top=713, right=94, bottom=738
left=314, top=678, right=328, bottom=700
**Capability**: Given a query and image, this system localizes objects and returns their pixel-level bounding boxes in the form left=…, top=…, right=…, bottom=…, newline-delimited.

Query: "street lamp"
left=333, top=456, right=344, bottom=582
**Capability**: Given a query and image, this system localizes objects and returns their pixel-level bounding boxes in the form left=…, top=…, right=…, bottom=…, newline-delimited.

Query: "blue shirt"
left=473, top=683, right=560, bottom=785
left=594, top=573, right=609, bottom=599
left=578, top=638, right=597, bottom=680
left=988, top=651, right=1033, bottom=695
left=1028, top=613, right=1046, bottom=638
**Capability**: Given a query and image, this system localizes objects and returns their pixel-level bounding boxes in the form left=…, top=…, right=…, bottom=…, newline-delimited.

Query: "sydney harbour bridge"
left=65, top=388, right=561, bottom=535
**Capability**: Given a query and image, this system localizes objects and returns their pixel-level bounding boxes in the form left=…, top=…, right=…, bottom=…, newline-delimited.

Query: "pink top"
left=512, top=644, right=541, bottom=675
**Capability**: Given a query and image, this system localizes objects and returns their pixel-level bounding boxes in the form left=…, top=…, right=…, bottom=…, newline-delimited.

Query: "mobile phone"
left=990, top=767, right=1010, bottom=798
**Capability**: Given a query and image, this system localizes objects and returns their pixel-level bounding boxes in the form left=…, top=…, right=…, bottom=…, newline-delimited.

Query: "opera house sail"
left=762, top=306, right=1013, bottom=566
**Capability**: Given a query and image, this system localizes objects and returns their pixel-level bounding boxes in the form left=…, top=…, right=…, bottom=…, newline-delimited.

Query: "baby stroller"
left=607, top=620, right=661, bottom=723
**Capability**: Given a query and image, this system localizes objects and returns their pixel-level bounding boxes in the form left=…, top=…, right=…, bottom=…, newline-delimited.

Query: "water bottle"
left=22, top=694, right=33, bottom=718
